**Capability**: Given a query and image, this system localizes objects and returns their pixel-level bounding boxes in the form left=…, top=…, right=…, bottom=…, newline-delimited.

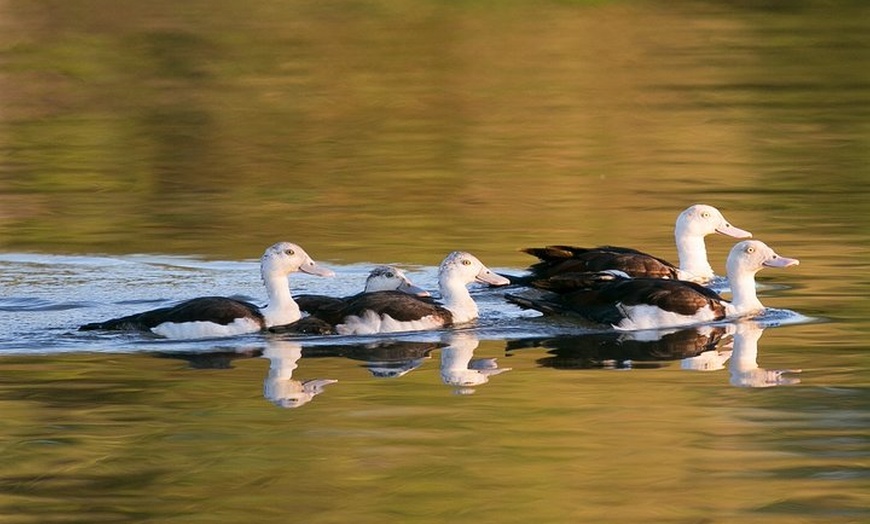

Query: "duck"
left=517, top=204, right=752, bottom=284
left=294, top=265, right=429, bottom=317
left=506, top=240, right=798, bottom=331
left=270, top=251, right=510, bottom=335
left=79, top=242, right=334, bottom=339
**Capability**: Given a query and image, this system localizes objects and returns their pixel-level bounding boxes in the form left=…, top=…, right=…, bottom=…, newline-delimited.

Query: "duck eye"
left=285, top=249, right=295, bottom=256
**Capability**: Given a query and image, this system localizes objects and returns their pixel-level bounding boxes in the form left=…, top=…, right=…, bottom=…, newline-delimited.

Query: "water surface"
left=1, top=1, right=868, bottom=522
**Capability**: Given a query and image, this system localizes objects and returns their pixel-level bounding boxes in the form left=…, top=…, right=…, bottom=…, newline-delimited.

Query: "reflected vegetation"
left=2, top=0, right=868, bottom=267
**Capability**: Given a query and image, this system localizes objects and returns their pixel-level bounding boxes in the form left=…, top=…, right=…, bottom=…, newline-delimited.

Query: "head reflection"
left=725, top=321, right=801, bottom=388
left=262, top=339, right=337, bottom=408
left=440, top=332, right=511, bottom=394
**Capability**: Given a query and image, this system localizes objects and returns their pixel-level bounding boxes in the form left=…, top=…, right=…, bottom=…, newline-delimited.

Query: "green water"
left=1, top=1, right=868, bottom=522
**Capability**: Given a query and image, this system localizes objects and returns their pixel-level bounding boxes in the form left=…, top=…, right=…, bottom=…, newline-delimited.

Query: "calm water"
left=1, top=1, right=869, bottom=522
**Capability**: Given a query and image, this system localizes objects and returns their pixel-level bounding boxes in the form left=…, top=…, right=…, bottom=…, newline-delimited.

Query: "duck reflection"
left=724, top=321, right=801, bottom=388
left=440, top=332, right=511, bottom=394
left=300, top=340, right=440, bottom=378
left=509, top=326, right=727, bottom=370
left=154, top=346, right=262, bottom=369
left=356, top=341, right=440, bottom=378
left=262, top=340, right=338, bottom=408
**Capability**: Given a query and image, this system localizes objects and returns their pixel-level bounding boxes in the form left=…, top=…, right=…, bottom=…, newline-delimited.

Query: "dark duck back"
left=516, top=204, right=752, bottom=284
left=507, top=240, right=798, bottom=330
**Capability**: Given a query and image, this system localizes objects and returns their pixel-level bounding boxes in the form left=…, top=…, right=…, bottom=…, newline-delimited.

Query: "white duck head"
left=674, top=204, right=753, bottom=282
left=437, top=251, right=510, bottom=324
left=261, top=242, right=335, bottom=279
left=364, top=265, right=429, bottom=296
left=725, top=240, right=799, bottom=317
left=260, top=242, right=335, bottom=327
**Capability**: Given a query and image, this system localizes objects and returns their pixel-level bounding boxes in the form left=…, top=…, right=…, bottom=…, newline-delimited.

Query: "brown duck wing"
left=295, top=294, right=347, bottom=316
left=80, top=296, right=264, bottom=331
left=590, top=279, right=726, bottom=317
left=318, top=291, right=452, bottom=326
left=523, top=244, right=679, bottom=279
left=508, top=276, right=726, bottom=326
left=269, top=315, right=336, bottom=335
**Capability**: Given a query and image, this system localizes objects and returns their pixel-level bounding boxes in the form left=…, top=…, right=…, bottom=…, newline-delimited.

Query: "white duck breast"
left=79, top=242, right=334, bottom=339
left=519, top=204, right=752, bottom=284
left=506, top=240, right=798, bottom=330
left=284, top=251, right=510, bottom=335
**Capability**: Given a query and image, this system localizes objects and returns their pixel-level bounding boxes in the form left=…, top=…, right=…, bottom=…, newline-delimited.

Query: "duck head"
left=726, top=239, right=800, bottom=276
left=439, top=251, right=511, bottom=287
left=364, top=265, right=430, bottom=296
left=676, top=204, right=752, bottom=239
left=261, top=242, right=335, bottom=277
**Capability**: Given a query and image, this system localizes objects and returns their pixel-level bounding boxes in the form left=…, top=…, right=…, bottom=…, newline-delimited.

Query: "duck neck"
left=440, top=345, right=475, bottom=374
left=726, top=269, right=763, bottom=317
left=260, top=272, right=301, bottom=327
left=675, top=230, right=714, bottom=282
left=440, top=274, right=477, bottom=324
left=265, top=344, right=302, bottom=381
left=730, top=326, right=762, bottom=373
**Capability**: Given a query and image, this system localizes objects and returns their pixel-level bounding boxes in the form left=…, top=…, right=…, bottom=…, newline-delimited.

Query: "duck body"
left=80, top=296, right=266, bottom=338
left=507, top=240, right=798, bottom=331
left=312, top=291, right=451, bottom=335
left=271, top=251, right=510, bottom=335
left=509, top=272, right=726, bottom=330
left=517, top=204, right=752, bottom=284
left=294, top=265, right=428, bottom=318
left=79, top=242, right=334, bottom=339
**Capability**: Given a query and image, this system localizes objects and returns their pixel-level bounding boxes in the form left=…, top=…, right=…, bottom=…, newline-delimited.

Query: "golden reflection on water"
left=0, top=337, right=863, bottom=523
left=1, top=1, right=867, bottom=267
